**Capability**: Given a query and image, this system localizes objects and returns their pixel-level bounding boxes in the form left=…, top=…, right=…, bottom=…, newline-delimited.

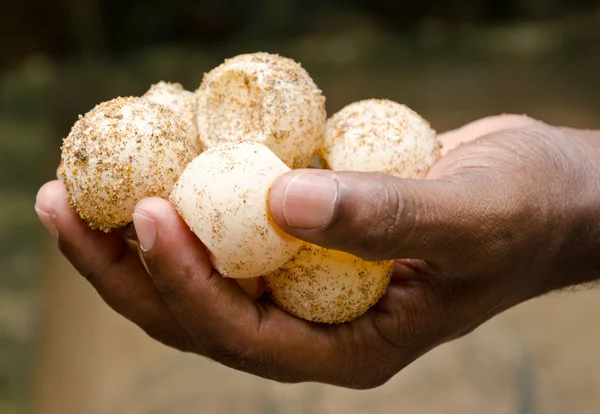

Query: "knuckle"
left=58, top=239, right=101, bottom=287
left=75, top=265, right=99, bottom=287
left=377, top=182, right=408, bottom=254
left=154, top=283, right=184, bottom=305
left=366, top=180, right=418, bottom=260
left=328, top=172, right=424, bottom=261
left=202, top=338, right=276, bottom=377
left=349, top=178, right=409, bottom=261
left=57, top=234, right=128, bottom=290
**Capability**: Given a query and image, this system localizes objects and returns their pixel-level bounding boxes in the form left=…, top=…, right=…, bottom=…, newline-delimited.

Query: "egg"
left=169, top=141, right=303, bottom=279
left=321, top=99, right=441, bottom=178
left=59, top=96, right=196, bottom=232
left=195, top=52, right=327, bottom=168
left=142, top=81, right=201, bottom=153
left=264, top=244, right=393, bottom=324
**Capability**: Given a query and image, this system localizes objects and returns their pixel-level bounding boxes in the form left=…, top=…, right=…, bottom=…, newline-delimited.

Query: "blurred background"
left=1, top=1, right=600, bottom=413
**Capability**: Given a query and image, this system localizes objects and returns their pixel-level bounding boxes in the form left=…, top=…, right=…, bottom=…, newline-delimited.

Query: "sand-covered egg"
left=264, top=244, right=392, bottom=324
left=195, top=52, right=327, bottom=168
left=170, top=141, right=303, bottom=279
left=321, top=99, right=441, bottom=178
left=143, top=81, right=201, bottom=153
left=59, top=96, right=196, bottom=232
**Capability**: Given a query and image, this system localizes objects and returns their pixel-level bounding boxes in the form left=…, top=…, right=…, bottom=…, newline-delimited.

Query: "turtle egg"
left=195, top=52, right=327, bottom=169
left=59, top=96, right=196, bottom=232
left=264, top=244, right=393, bottom=324
left=169, top=141, right=303, bottom=279
left=143, top=81, right=201, bottom=153
left=321, top=99, right=441, bottom=178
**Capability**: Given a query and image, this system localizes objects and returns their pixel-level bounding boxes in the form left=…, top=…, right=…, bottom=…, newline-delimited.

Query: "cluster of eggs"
left=59, top=52, right=441, bottom=324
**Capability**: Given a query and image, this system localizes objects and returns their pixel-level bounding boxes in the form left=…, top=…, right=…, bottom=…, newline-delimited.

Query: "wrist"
left=544, top=131, right=600, bottom=293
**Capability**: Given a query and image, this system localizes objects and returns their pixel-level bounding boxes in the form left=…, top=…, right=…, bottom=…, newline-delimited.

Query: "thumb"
left=268, top=169, right=481, bottom=264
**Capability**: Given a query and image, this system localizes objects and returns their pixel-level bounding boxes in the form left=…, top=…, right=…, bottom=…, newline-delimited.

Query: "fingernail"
left=282, top=173, right=338, bottom=229
left=34, top=205, right=58, bottom=239
left=132, top=212, right=156, bottom=252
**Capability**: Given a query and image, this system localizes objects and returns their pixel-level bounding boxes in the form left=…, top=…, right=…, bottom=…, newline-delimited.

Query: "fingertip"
left=35, top=180, right=67, bottom=215
left=35, top=180, right=85, bottom=239
left=134, top=197, right=176, bottom=223
left=269, top=169, right=340, bottom=236
left=134, top=196, right=212, bottom=274
left=35, top=181, right=64, bottom=239
left=134, top=197, right=190, bottom=249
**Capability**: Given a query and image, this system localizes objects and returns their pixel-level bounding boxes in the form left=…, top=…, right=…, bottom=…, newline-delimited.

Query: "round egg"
left=59, top=96, right=196, bottom=232
left=195, top=52, right=326, bottom=168
left=143, top=81, right=201, bottom=153
left=169, top=141, right=303, bottom=279
left=321, top=99, right=442, bottom=178
left=264, top=244, right=393, bottom=324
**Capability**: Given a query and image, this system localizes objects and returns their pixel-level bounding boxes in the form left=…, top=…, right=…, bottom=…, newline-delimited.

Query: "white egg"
left=59, top=96, right=196, bottom=232
left=169, top=141, right=302, bottom=279
left=195, top=52, right=327, bottom=168
left=143, top=81, right=201, bottom=153
left=264, top=244, right=392, bottom=324
left=321, top=99, right=441, bottom=178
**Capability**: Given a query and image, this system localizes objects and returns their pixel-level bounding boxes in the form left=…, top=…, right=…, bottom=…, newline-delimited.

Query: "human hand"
left=35, top=115, right=600, bottom=389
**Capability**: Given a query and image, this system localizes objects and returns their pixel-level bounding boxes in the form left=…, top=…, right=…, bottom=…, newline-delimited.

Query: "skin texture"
left=35, top=114, right=600, bottom=389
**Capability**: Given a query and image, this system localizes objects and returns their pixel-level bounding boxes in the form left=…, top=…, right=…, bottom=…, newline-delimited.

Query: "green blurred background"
left=1, top=1, right=600, bottom=413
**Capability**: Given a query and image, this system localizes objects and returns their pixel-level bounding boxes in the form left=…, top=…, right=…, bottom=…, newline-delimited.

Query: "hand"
left=35, top=115, right=600, bottom=389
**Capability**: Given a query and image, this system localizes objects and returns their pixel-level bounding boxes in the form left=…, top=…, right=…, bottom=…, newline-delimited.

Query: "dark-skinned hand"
left=35, top=114, right=600, bottom=389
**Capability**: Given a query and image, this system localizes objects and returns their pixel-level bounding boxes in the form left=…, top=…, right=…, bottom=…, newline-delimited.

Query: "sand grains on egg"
left=143, top=81, right=202, bottom=153
left=264, top=244, right=393, bottom=324
left=322, top=99, right=441, bottom=178
left=59, top=96, right=196, bottom=232
left=195, top=52, right=327, bottom=169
